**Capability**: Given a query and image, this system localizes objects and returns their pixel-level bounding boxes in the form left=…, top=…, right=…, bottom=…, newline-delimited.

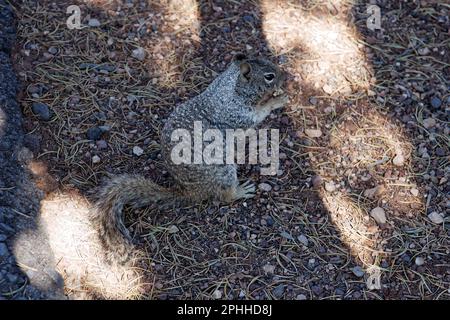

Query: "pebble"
left=31, top=103, right=51, bottom=121
left=414, top=256, right=425, bottom=266
left=423, top=118, right=436, bottom=129
left=308, top=96, right=318, bottom=105
left=96, top=140, right=108, bottom=150
left=88, top=18, right=101, bottom=27
left=370, top=207, right=387, bottom=224
left=430, top=96, right=441, bottom=109
left=428, top=212, right=444, bottom=224
left=258, top=183, right=272, bottom=192
left=86, top=127, right=104, bottom=141
left=92, top=155, right=100, bottom=164
left=351, top=266, right=365, bottom=278
left=272, top=284, right=285, bottom=299
left=325, top=181, right=336, bottom=192
left=0, top=243, right=8, bottom=256
left=296, top=294, right=307, bottom=300
left=305, top=129, right=322, bottom=138
left=243, top=15, right=254, bottom=23
left=392, top=153, right=404, bottom=166
left=323, top=84, right=333, bottom=94
left=48, top=47, right=57, bottom=55
left=312, top=175, right=322, bottom=189
left=133, top=146, right=144, bottom=156
left=410, top=188, right=419, bottom=197
left=263, top=264, right=276, bottom=274
left=132, top=47, right=146, bottom=61
left=435, top=148, right=445, bottom=157
left=297, top=234, right=309, bottom=246
left=364, top=185, right=384, bottom=199
left=212, top=289, right=222, bottom=299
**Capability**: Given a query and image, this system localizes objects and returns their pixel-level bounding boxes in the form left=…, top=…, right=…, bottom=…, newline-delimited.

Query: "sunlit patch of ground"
left=15, top=191, right=147, bottom=299
left=262, top=0, right=372, bottom=98
left=261, top=0, right=427, bottom=289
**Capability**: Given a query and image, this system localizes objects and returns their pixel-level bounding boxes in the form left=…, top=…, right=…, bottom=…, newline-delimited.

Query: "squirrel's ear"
left=233, top=53, right=247, bottom=62
left=239, top=62, right=251, bottom=82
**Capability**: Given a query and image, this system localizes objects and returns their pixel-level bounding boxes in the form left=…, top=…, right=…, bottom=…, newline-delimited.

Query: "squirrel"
left=91, top=53, right=288, bottom=264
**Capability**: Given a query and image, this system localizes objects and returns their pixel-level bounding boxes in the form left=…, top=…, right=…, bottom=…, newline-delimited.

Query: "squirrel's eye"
left=264, top=73, right=275, bottom=82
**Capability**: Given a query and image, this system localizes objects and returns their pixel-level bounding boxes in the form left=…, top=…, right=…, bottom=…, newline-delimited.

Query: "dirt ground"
left=1, top=0, right=448, bottom=299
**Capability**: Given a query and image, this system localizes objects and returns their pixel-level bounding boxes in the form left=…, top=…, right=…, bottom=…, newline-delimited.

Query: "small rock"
left=430, top=96, right=442, bottom=109
left=272, top=284, right=285, bottom=299
left=297, top=234, right=309, bottom=246
left=418, top=47, right=430, bottom=55
left=323, top=84, right=333, bottom=94
left=308, top=96, right=318, bottom=105
left=414, top=256, right=425, bottom=266
left=258, top=182, right=272, bottom=192
left=243, top=15, right=254, bottom=23
left=48, top=47, right=57, bottom=55
left=428, top=212, right=444, bottom=224
left=96, top=140, right=108, bottom=150
left=364, top=185, right=385, bottom=199
left=0, top=243, right=8, bottom=256
left=305, top=129, right=322, bottom=138
left=87, top=127, right=104, bottom=141
left=410, top=188, right=419, bottom=197
left=133, top=146, right=144, bottom=156
left=312, top=175, right=322, bottom=189
left=423, top=118, right=436, bottom=129
left=324, top=181, right=336, bottom=192
left=263, top=264, right=275, bottom=274
left=88, top=18, right=101, bottom=27
left=132, top=47, right=146, bottom=61
left=370, top=207, right=386, bottom=224
left=351, top=266, right=365, bottom=278
left=280, top=231, right=294, bottom=241
left=92, top=155, right=101, bottom=164
left=435, top=148, right=445, bottom=157
left=392, top=153, right=404, bottom=166
left=31, top=103, right=51, bottom=121
left=212, top=289, right=222, bottom=299
left=168, top=225, right=179, bottom=234
left=296, top=294, right=307, bottom=300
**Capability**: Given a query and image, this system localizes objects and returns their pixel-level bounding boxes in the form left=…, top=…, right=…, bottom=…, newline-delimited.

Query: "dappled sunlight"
left=321, top=191, right=380, bottom=267
left=262, top=0, right=371, bottom=96
left=14, top=191, right=145, bottom=299
left=142, top=0, right=202, bottom=91
left=261, top=0, right=426, bottom=287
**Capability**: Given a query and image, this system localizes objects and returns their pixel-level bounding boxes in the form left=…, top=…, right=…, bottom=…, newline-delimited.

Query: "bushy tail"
left=91, top=174, right=180, bottom=264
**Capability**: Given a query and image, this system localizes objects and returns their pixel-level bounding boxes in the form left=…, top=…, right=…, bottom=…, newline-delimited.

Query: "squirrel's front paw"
left=267, top=93, right=289, bottom=110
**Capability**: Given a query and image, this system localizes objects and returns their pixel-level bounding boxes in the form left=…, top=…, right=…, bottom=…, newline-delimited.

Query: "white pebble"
left=305, top=128, right=322, bottom=138
left=325, top=181, right=336, bottom=192
left=88, top=19, right=101, bottom=27
left=212, top=289, right=222, bottom=299
left=370, top=207, right=386, bottom=224
left=428, top=212, right=444, bottom=224
left=92, top=155, right=101, bottom=163
left=392, top=153, right=404, bottom=166
left=415, top=256, right=425, bottom=266
left=133, top=146, right=144, bottom=156
left=131, top=47, right=146, bottom=61
left=258, top=183, right=272, bottom=192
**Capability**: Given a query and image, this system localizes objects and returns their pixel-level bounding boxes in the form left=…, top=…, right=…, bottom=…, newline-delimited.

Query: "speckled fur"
left=92, top=55, right=287, bottom=264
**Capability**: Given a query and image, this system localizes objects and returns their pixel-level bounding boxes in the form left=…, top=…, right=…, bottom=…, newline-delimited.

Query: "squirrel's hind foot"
left=234, top=180, right=256, bottom=200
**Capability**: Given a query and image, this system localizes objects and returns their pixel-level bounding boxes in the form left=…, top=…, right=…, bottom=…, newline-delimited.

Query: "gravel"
left=0, top=0, right=64, bottom=300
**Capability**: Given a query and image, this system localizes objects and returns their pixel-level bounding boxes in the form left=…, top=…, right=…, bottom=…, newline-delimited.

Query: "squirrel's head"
left=233, top=53, right=286, bottom=104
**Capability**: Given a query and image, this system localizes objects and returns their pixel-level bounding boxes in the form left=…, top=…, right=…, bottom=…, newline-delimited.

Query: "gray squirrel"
left=91, top=53, right=288, bottom=264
